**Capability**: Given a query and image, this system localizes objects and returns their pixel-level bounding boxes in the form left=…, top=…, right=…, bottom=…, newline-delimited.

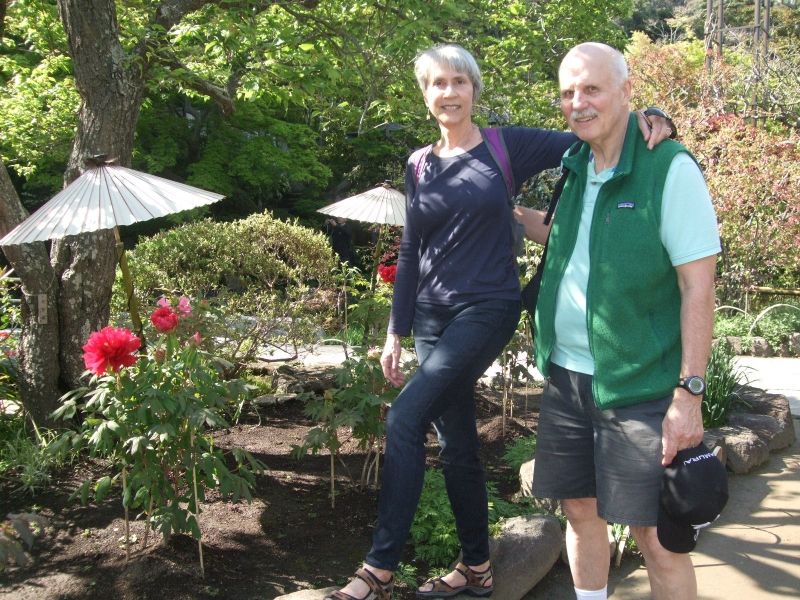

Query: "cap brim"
left=657, top=503, right=698, bottom=554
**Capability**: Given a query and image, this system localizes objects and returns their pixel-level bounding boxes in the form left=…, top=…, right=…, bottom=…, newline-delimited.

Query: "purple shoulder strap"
left=411, top=144, right=433, bottom=184
left=480, top=127, right=515, bottom=199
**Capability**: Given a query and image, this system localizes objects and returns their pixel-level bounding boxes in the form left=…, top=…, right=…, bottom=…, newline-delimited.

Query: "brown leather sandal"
left=416, top=562, right=493, bottom=598
left=325, top=567, right=394, bottom=600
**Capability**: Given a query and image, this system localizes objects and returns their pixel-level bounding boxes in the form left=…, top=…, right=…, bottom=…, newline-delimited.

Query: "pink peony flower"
left=157, top=296, right=170, bottom=308
left=190, top=331, right=203, bottom=346
left=82, top=326, right=141, bottom=376
left=177, top=296, right=192, bottom=317
left=150, top=306, right=179, bottom=333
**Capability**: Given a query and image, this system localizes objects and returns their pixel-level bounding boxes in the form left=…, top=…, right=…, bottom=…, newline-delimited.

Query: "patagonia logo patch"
left=617, top=201, right=635, bottom=209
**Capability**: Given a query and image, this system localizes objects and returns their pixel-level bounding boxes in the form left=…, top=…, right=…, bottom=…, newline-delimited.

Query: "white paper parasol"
left=0, top=165, right=225, bottom=246
left=317, top=183, right=405, bottom=227
left=0, top=163, right=225, bottom=340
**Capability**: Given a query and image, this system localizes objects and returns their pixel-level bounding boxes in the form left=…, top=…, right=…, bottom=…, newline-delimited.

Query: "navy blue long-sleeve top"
left=387, top=127, right=576, bottom=336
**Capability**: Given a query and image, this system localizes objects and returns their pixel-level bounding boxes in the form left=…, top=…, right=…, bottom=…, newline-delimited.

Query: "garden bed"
left=0, top=381, right=559, bottom=600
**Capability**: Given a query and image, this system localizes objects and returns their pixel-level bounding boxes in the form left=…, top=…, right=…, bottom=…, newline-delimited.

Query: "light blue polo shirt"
left=551, top=153, right=721, bottom=375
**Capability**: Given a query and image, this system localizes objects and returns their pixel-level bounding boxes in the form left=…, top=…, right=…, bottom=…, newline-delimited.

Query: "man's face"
left=559, top=50, right=631, bottom=146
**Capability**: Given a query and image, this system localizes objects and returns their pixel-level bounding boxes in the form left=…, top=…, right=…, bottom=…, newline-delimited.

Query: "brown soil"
left=0, top=378, right=560, bottom=600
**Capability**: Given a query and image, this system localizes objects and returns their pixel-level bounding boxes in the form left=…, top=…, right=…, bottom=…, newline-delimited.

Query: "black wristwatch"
left=643, top=107, right=678, bottom=139
left=677, top=375, right=706, bottom=396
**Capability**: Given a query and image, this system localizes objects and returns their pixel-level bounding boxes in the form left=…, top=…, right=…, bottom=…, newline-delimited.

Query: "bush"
left=703, top=339, right=747, bottom=428
left=292, top=350, right=399, bottom=504
left=626, top=35, right=800, bottom=300
left=114, top=212, right=340, bottom=370
left=53, top=298, right=264, bottom=573
left=120, top=211, right=336, bottom=305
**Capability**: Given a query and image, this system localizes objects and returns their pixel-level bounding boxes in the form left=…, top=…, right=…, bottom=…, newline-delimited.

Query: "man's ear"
left=622, top=79, right=632, bottom=102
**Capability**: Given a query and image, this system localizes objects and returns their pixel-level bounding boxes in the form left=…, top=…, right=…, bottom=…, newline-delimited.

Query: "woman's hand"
left=380, top=333, right=405, bottom=387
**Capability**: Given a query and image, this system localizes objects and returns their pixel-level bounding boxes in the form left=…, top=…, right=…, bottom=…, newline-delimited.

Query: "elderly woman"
left=327, top=44, right=673, bottom=600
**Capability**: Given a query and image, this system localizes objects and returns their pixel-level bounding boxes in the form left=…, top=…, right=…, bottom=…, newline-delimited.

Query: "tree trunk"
left=1, top=162, right=62, bottom=428
left=52, top=0, right=145, bottom=387
left=0, top=0, right=146, bottom=425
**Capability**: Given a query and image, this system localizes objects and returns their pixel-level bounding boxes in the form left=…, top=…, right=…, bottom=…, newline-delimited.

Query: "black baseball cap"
left=657, top=442, right=729, bottom=553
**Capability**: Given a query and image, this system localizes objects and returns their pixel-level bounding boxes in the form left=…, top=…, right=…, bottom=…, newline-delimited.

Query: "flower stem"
left=190, top=429, right=205, bottom=578
left=122, top=466, right=130, bottom=563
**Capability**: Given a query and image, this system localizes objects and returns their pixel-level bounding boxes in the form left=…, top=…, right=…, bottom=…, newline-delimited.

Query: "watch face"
left=685, top=376, right=705, bottom=394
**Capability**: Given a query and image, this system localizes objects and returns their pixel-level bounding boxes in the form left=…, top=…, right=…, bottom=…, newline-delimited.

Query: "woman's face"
left=423, top=62, right=474, bottom=129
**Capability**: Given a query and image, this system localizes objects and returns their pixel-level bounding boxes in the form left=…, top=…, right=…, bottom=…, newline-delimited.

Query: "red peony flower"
left=378, top=264, right=397, bottom=284
left=82, top=326, right=141, bottom=376
left=150, top=306, right=179, bottom=333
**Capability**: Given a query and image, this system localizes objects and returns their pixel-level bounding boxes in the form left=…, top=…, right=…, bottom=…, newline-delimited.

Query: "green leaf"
left=298, top=42, right=315, bottom=52
left=95, top=476, right=112, bottom=502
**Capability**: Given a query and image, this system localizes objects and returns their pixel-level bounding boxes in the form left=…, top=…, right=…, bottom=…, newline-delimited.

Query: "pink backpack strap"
left=410, top=144, right=434, bottom=184
left=480, top=127, right=515, bottom=199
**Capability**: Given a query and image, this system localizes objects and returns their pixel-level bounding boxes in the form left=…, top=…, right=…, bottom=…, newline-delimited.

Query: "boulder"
left=519, top=459, right=534, bottom=498
left=724, top=336, right=743, bottom=355
left=727, top=413, right=794, bottom=452
left=731, top=389, right=796, bottom=450
left=252, top=393, right=298, bottom=407
left=750, top=337, right=773, bottom=357
left=518, top=459, right=560, bottom=514
left=275, top=587, right=337, bottom=600
left=453, top=515, right=563, bottom=600
left=712, top=426, right=770, bottom=474
left=789, top=333, right=800, bottom=356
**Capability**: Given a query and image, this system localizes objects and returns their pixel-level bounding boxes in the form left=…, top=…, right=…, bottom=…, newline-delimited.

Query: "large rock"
left=750, top=337, right=773, bottom=357
left=275, top=587, right=337, bottom=600
left=705, top=388, right=795, bottom=474
left=518, top=459, right=560, bottom=515
left=451, top=515, right=563, bottom=600
left=789, top=333, right=800, bottom=356
left=713, top=426, right=770, bottom=474
left=727, top=413, right=794, bottom=452
left=733, top=388, right=796, bottom=449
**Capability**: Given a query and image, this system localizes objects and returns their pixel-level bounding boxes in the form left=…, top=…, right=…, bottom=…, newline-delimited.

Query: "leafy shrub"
left=713, top=310, right=750, bottom=339
left=292, top=350, right=399, bottom=504
left=703, top=339, right=748, bottom=428
left=53, top=298, right=264, bottom=575
left=114, top=212, right=339, bottom=371
left=410, top=469, right=536, bottom=568
left=502, top=435, right=537, bottom=477
left=747, top=304, right=800, bottom=352
left=627, top=35, right=800, bottom=300
left=120, top=211, right=336, bottom=305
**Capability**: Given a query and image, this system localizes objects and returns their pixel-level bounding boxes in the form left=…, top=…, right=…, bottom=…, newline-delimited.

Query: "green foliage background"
left=1, top=1, right=798, bottom=295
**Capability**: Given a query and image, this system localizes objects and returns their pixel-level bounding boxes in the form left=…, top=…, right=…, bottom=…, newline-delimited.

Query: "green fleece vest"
left=535, top=114, right=691, bottom=409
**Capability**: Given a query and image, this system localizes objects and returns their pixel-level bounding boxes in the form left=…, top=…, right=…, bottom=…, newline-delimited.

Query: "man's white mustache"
left=571, top=110, right=598, bottom=121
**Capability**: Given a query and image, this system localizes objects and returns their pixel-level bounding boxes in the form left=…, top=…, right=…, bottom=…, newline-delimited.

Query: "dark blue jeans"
left=365, top=298, right=521, bottom=571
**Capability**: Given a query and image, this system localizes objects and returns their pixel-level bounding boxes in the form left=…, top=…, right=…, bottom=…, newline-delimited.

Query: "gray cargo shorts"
left=531, top=363, right=671, bottom=526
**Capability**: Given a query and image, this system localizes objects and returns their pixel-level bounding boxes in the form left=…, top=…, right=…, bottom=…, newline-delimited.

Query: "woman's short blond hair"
left=414, top=44, right=483, bottom=103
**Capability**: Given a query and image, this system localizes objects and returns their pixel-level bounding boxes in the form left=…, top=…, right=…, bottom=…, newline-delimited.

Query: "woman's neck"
left=435, top=122, right=482, bottom=157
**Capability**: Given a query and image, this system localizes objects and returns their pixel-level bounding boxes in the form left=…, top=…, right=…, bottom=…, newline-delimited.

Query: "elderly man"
left=523, top=43, right=720, bottom=600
